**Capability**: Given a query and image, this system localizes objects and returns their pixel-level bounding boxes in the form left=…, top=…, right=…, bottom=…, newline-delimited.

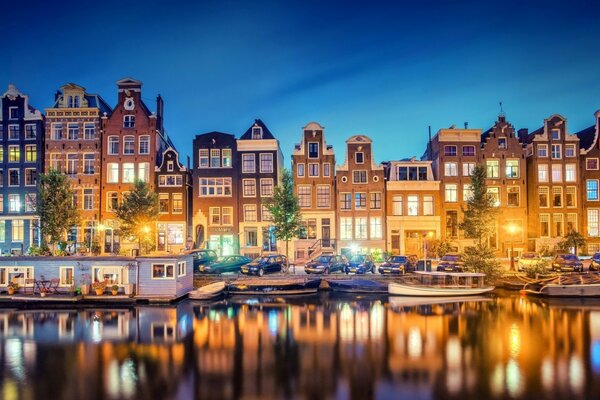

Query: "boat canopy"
left=414, top=271, right=486, bottom=278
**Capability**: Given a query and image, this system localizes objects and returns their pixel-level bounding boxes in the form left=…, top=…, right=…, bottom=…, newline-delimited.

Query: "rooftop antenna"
left=428, top=125, right=432, bottom=160
left=499, top=101, right=505, bottom=117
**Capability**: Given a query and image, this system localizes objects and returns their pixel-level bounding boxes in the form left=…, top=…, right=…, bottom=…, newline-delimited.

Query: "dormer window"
left=8, top=107, right=18, bottom=119
left=123, top=115, right=135, bottom=128
left=252, top=127, right=262, bottom=139
left=498, top=138, right=507, bottom=149
left=167, top=161, right=174, bottom=172
left=355, top=152, right=364, bottom=164
left=308, top=142, right=319, bottom=159
left=551, top=129, right=560, bottom=140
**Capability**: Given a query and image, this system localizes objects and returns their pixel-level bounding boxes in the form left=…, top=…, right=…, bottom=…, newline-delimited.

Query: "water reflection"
left=1, top=294, right=600, bottom=399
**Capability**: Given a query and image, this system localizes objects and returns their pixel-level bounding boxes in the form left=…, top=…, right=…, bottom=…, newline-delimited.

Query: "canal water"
left=1, top=292, right=600, bottom=400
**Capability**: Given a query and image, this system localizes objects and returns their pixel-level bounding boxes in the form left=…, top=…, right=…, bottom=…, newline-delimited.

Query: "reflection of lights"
left=446, top=337, right=461, bottom=367
left=340, top=304, right=353, bottom=342
left=268, top=310, right=279, bottom=336
left=509, top=323, right=520, bottom=358
left=569, top=355, right=584, bottom=394
left=490, top=363, right=504, bottom=397
left=108, top=359, right=137, bottom=398
left=6, top=339, right=24, bottom=381
left=541, top=358, right=554, bottom=392
left=369, top=303, right=384, bottom=339
left=407, top=328, right=422, bottom=358
left=506, top=359, right=524, bottom=397
left=591, top=341, right=600, bottom=374
left=91, top=320, right=103, bottom=343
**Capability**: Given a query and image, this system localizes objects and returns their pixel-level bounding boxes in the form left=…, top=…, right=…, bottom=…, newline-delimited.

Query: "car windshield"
left=350, top=255, right=365, bottom=263
left=389, top=256, right=407, bottom=263
left=253, top=256, right=270, bottom=263
left=561, top=254, right=578, bottom=261
left=442, top=255, right=460, bottom=261
left=521, top=253, right=538, bottom=259
left=316, top=256, right=333, bottom=263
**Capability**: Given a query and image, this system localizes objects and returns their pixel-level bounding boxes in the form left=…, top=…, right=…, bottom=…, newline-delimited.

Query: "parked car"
left=305, top=255, right=349, bottom=274
left=241, top=255, right=287, bottom=276
left=378, top=255, right=418, bottom=275
left=436, top=253, right=464, bottom=272
left=517, top=252, right=543, bottom=272
left=197, top=255, right=253, bottom=274
left=345, top=254, right=375, bottom=274
left=189, top=249, right=218, bottom=273
left=589, top=252, right=600, bottom=271
left=551, top=254, right=583, bottom=272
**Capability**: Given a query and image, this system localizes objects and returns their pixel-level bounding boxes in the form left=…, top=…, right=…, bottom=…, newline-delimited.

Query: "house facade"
left=291, top=122, right=336, bottom=263
left=0, top=85, right=44, bottom=255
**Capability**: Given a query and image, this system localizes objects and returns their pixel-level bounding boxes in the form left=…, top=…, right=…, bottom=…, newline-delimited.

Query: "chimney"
left=518, top=128, right=529, bottom=143
left=156, top=94, right=164, bottom=132
left=464, top=122, right=469, bottom=129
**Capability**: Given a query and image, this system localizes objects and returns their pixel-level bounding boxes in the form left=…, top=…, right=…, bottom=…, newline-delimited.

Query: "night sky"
left=4, top=0, right=600, bottom=165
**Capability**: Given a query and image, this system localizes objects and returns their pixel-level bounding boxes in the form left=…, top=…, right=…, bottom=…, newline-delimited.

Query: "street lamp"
left=506, top=224, right=521, bottom=272
left=423, top=231, right=434, bottom=271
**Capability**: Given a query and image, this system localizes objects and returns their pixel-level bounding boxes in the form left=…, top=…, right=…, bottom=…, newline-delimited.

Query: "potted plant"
left=40, top=288, right=48, bottom=298
left=92, top=281, right=105, bottom=296
left=7, top=282, right=19, bottom=295
left=111, top=285, right=119, bottom=296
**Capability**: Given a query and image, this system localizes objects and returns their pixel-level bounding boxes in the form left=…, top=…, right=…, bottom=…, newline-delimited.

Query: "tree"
left=459, top=164, right=502, bottom=282
left=36, top=169, right=81, bottom=255
left=264, top=169, right=304, bottom=272
left=557, top=231, right=586, bottom=255
left=114, top=179, right=159, bottom=254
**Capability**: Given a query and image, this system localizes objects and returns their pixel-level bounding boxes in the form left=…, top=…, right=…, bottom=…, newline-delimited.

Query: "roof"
left=239, top=119, right=276, bottom=140
left=524, top=126, right=544, bottom=144
left=575, top=125, right=596, bottom=152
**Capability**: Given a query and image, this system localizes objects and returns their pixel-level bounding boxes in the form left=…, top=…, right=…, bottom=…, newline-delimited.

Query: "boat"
left=388, top=271, right=495, bottom=296
left=227, top=277, right=322, bottom=295
left=189, top=281, right=226, bottom=300
left=389, top=295, right=492, bottom=309
left=521, top=274, right=600, bottom=297
left=327, top=279, right=388, bottom=294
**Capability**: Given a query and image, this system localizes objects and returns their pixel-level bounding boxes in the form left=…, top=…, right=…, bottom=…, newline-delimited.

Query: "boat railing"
left=407, top=271, right=488, bottom=288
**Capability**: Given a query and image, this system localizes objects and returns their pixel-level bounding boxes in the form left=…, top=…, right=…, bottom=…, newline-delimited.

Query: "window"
left=0, top=194, right=3, bottom=212
left=323, top=163, right=331, bottom=177
left=588, top=180, right=599, bottom=201
left=49, top=153, right=62, bottom=172
left=222, top=149, right=232, bottom=167
left=445, top=184, right=457, bottom=202
left=12, top=220, right=24, bottom=242
left=139, top=136, right=150, bottom=155
left=59, top=267, right=74, bottom=286
left=588, top=210, right=599, bottom=237
left=222, top=207, right=233, bottom=225
left=307, top=219, right=317, bottom=239
left=392, top=195, right=403, bottom=215
left=298, top=186, right=311, bottom=208
left=199, top=149, right=209, bottom=167
left=209, top=207, right=220, bottom=225
left=397, top=166, right=428, bottom=181
left=9, top=169, right=19, bottom=186
left=297, top=163, right=305, bottom=177
left=25, top=124, right=36, bottom=139
left=538, top=164, right=548, bottom=182
left=242, top=154, right=255, bottom=173
left=0, top=221, right=4, bottom=242
left=243, top=179, right=256, bottom=197
left=444, top=162, right=458, bottom=176
left=539, top=187, right=549, bottom=208
left=507, top=187, right=520, bottom=207
left=446, top=211, right=458, bottom=238
left=138, top=162, right=149, bottom=182
left=370, top=217, right=382, bottom=239
left=25, top=193, right=35, bottom=212
left=587, top=158, right=599, bottom=170
left=537, top=144, right=548, bottom=157
left=540, top=214, right=550, bottom=237
left=488, top=187, right=500, bottom=207
left=52, top=124, right=63, bottom=140
left=25, top=145, right=36, bottom=162
left=551, top=144, right=561, bottom=159
left=210, top=149, right=221, bottom=168
left=122, top=163, right=135, bottom=183
left=252, top=127, right=262, bottom=139
left=123, top=115, right=135, bottom=128
left=340, top=193, right=351, bottom=210
left=260, top=179, right=273, bottom=197
left=463, top=184, right=473, bottom=201
left=152, top=264, right=174, bottom=279
left=498, top=138, right=507, bottom=149
left=355, top=217, right=367, bottom=240
left=462, top=146, right=475, bottom=156
left=553, top=214, right=564, bottom=237
left=244, top=204, right=257, bottom=222
left=444, top=145, right=457, bottom=156
left=66, top=154, right=77, bottom=175
left=199, top=178, right=232, bottom=196
left=551, top=164, right=562, bottom=182
left=552, top=187, right=563, bottom=207
left=259, top=153, right=273, bottom=173
left=83, top=189, right=94, bottom=210
left=308, top=163, right=319, bottom=177
left=108, top=136, right=119, bottom=155
left=551, top=129, right=560, bottom=140
left=565, top=144, right=576, bottom=157
left=8, top=146, right=20, bottom=162
left=463, top=163, right=475, bottom=176
left=245, top=228, right=258, bottom=247
left=423, top=195, right=434, bottom=215
left=84, top=123, right=95, bottom=140
left=355, top=152, right=364, bottom=164
left=340, top=217, right=353, bottom=240
left=567, top=214, right=577, bottom=233
left=107, top=163, right=119, bottom=183
left=566, top=186, right=576, bottom=208
left=354, top=193, right=366, bottom=209
left=159, top=193, right=169, bottom=213
left=123, top=136, right=135, bottom=155
left=0, top=169, right=3, bottom=187
left=9, top=107, right=19, bottom=119
left=486, top=160, right=499, bottom=178
left=262, top=205, right=272, bottom=221
left=84, top=154, right=95, bottom=174
left=565, top=164, right=576, bottom=182
left=159, top=175, right=183, bottom=187
left=407, top=195, right=419, bottom=216
left=8, top=125, right=19, bottom=140
left=370, top=192, right=382, bottom=209
left=25, top=169, right=36, bottom=186
left=308, top=142, right=319, bottom=158
left=506, top=159, right=519, bottom=179
left=8, top=194, right=20, bottom=213
left=177, top=261, right=186, bottom=277
left=107, top=192, right=118, bottom=211
left=317, top=185, right=330, bottom=207
left=68, top=124, right=79, bottom=140
left=353, top=170, right=367, bottom=183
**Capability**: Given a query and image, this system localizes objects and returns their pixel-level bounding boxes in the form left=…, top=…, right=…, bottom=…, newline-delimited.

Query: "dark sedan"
left=241, top=255, right=287, bottom=276
left=189, top=249, right=219, bottom=273
left=436, top=253, right=464, bottom=272
left=305, top=255, right=349, bottom=274
left=589, top=252, right=600, bottom=271
left=197, top=255, right=253, bottom=274
left=345, top=254, right=375, bottom=274
left=378, top=255, right=418, bottom=275
left=551, top=254, right=583, bottom=272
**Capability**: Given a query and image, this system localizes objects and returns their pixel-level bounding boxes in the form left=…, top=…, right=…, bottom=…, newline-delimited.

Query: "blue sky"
left=4, top=0, right=600, bottom=165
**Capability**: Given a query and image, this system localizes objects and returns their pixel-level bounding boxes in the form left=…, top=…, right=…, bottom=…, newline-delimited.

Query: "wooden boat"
left=227, top=277, right=321, bottom=295
left=521, top=274, right=600, bottom=297
left=327, top=279, right=388, bottom=294
left=189, top=281, right=226, bottom=300
left=388, top=271, right=495, bottom=296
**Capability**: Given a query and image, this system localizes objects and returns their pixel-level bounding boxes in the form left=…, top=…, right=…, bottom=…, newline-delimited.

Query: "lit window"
left=392, top=195, right=403, bottom=215
left=486, top=160, right=499, bottom=178
left=505, top=159, right=519, bottom=179
left=423, top=196, right=434, bottom=215
left=538, top=164, right=548, bottom=182
left=297, top=186, right=311, bottom=208
left=316, top=185, right=330, bottom=207
left=444, top=162, right=458, bottom=177
left=445, top=184, right=457, bottom=202
left=587, top=180, right=599, bottom=201
left=122, top=163, right=135, bottom=183
left=551, top=164, right=562, bottom=182
left=488, top=187, right=500, bottom=207
left=107, top=163, right=119, bottom=183
left=222, top=149, right=232, bottom=167
left=355, top=217, right=367, bottom=240
left=370, top=217, right=382, bottom=239
left=565, top=164, right=576, bottom=182
left=407, top=195, right=419, bottom=215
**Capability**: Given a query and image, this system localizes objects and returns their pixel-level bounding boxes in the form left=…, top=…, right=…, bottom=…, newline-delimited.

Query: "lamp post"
left=423, top=231, right=434, bottom=270
left=506, top=224, right=521, bottom=272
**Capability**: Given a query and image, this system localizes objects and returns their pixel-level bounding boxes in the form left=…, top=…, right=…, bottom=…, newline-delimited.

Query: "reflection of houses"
left=384, top=158, right=440, bottom=256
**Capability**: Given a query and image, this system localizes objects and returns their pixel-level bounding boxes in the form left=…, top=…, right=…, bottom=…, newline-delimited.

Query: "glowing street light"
left=505, top=223, right=521, bottom=272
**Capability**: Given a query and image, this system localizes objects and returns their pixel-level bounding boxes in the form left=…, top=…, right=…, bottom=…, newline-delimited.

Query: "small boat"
left=189, top=281, right=226, bottom=300
left=388, top=271, right=495, bottom=296
left=328, top=279, right=388, bottom=294
left=227, top=277, right=321, bottom=295
left=521, top=274, right=600, bottom=297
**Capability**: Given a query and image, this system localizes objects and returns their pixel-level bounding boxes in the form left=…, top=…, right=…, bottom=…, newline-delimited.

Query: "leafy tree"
left=459, top=164, right=502, bottom=281
left=556, top=231, right=586, bottom=255
left=114, top=180, right=159, bottom=254
left=264, top=169, right=304, bottom=272
left=36, top=169, right=80, bottom=255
